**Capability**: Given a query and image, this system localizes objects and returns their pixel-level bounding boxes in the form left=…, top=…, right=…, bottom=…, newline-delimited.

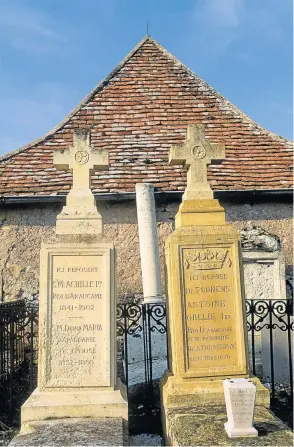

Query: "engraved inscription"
left=48, top=255, right=108, bottom=387
left=191, top=145, right=206, bottom=159
left=184, top=248, right=232, bottom=270
left=182, top=247, right=239, bottom=375
left=229, top=387, right=256, bottom=427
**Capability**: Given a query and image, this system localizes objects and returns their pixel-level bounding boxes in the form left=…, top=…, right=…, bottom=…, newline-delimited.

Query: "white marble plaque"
left=223, top=378, right=258, bottom=438
left=38, top=244, right=115, bottom=390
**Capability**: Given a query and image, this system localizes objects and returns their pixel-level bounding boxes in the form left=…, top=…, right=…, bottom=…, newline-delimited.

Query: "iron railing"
left=0, top=297, right=293, bottom=429
left=0, top=299, right=38, bottom=424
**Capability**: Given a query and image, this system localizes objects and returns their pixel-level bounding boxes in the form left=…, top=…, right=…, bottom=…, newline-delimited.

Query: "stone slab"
left=165, top=406, right=293, bottom=446
left=21, top=382, right=128, bottom=423
left=165, top=224, right=249, bottom=380
left=38, top=242, right=116, bottom=390
left=56, top=213, right=103, bottom=235
left=9, top=417, right=128, bottom=446
left=160, top=372, right=269, bottom=409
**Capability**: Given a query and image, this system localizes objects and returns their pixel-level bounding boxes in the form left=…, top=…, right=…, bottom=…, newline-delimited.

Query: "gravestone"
left=20, top=129, right=128, bottom=438
left=160, top=124, right=284, bottom=446
left=241, top=224, right=291, bottom=383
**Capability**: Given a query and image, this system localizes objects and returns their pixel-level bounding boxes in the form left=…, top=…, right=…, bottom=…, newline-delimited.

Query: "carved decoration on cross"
left=169, top=124, right=225, bottom=200
left=53, top=128, right=109, bottom=192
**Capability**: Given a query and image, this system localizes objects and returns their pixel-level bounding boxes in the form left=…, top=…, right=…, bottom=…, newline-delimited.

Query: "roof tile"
left=0, top=37, right=292, bottom=196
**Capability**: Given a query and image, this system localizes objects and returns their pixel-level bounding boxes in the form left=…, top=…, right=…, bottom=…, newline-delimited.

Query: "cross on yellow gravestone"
left=54, top=128, right=109, bottom=191
left=169, top=124, right=225, bottom=200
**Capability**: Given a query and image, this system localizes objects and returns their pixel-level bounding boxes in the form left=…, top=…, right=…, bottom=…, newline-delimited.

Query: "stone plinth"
left=9, top=418, right=128, bottom=446
left=56, top=192, right=103, bottom=235
left=164, top=406, right=293, bottom=446
left=21, top=385, right=128, bottom=423
left=21, top=242, right=127, bottom=424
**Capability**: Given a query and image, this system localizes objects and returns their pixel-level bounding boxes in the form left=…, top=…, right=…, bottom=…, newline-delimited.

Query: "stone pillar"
left=135, top=183, right=164, bottom=303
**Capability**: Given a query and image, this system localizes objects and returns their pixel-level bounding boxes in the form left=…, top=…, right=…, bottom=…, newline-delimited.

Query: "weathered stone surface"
left=165, top=406, right=293, bottom=446
left=0, top=201, right=292, bottom=301
left=9, top=418, right=128, bottom=446
left=37, top=243, right=115, bottom=390
left=240, top=223, right=281, bottom=252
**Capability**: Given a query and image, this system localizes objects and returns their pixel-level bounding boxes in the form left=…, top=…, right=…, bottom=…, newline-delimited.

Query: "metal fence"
left=0, top=299, right=38, bottom=424
left=0, top=297, right=293, bottom=430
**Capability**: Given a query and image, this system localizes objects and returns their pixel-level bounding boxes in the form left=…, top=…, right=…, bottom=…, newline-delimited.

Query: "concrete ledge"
left=9, top=417, right=128, bottom=446
left=164, top=406, right=293, bottom=446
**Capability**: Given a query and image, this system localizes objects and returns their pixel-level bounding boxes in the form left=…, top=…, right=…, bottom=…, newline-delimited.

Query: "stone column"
left=136, top=183, right=164, bottom=303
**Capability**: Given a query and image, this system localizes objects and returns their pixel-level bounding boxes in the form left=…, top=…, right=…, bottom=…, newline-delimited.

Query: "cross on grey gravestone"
left=53, top=128, right=109, bottom=191
left=169, top=124, right=225, bottom=200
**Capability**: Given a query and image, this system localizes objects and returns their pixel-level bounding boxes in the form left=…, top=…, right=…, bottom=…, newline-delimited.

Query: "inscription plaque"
left=180, top=245, right=246, bottom=377
left=39, top=244, right=114, bottom=389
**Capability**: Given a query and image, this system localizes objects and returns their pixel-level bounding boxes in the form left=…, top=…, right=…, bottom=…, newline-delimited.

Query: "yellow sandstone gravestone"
left=160, top=124, right=269, bottom=443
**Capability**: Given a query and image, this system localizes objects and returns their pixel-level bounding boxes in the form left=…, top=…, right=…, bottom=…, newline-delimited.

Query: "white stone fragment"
left=223, top=378, right=258, bottom=438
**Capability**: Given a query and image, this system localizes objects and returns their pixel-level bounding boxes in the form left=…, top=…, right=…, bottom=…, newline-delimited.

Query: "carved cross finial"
left=169, top=124, right=225, bottom=200
left=53, top=129, right=109, bottom=191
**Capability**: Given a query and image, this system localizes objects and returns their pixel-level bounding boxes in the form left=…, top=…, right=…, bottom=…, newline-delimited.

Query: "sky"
left=0, top=0, right=292, bottom=156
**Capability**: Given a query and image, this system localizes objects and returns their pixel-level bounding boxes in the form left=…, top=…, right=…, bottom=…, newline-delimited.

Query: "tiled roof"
left=0, top=36, right=292, bottom=197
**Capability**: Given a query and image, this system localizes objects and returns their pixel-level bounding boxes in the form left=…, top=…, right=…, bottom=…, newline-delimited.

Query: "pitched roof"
left=0, top=36, right=292, bottom=197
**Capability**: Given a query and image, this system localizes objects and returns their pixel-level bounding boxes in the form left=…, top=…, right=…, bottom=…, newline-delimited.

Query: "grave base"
left=224, top=422, right=258, bottom=438
left=163, top=405, right=293, bottom=446
left=160, top=371, right=270, bottom=440
left=56, top=212, right=103, bottom=235
left=160, top=371, right=269, bottom=409
left=9, top=417, right=128, bottom=446
left=21, top=380, right=128, bottom=424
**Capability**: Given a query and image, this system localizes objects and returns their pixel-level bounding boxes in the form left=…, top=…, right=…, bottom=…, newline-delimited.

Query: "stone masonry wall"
left=0, top=200, right=292, bottom=301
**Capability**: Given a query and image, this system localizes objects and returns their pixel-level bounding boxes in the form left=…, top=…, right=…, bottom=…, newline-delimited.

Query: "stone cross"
left=53, top=128, right=109, bottom=191
left=169, top=124, right=225, bottom=200
left=53, top=128, right=109, bottom=235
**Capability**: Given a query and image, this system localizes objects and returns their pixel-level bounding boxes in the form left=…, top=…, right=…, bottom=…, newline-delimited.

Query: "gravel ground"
left=129, top=434, right=162, bottom=446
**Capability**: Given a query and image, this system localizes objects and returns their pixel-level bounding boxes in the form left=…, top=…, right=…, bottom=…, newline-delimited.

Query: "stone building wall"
left=0, top=199, right=292, bottom=302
